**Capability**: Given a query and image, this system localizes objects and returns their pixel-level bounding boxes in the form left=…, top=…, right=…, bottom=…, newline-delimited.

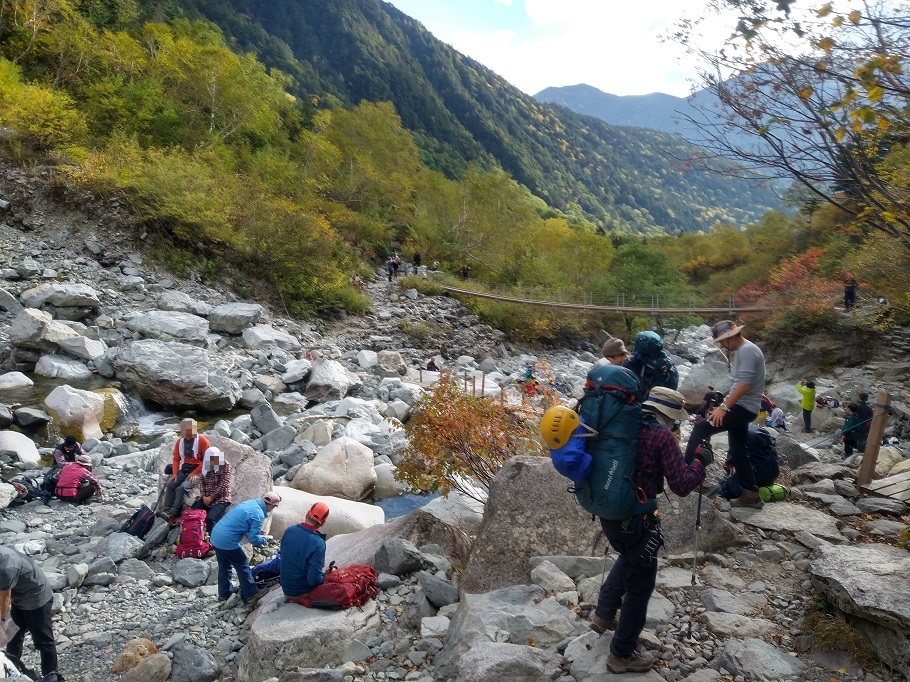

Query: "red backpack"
left=175, top=509, right=213, bottom=558
left=298, top=564, right=377, bottom=609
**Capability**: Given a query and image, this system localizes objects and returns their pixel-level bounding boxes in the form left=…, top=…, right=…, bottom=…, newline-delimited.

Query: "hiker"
left=159, top=418, right=211, bottom=523
left=623, top=331, right=678, bottom=398
left=684, top=320, right=766, bottom=509
left=52, top=435, right=85, bottom=471
left=459, top=264, right=470, bottom=280
left=190, top=447, right=232, bottom=534
left=210, top=492, right=282, bottom=606
left=601, top=337, right=630, bottom=366
left=855, top=392, right=873, bottom=442
left=841, top=403, right=863, bottom=457
left=386, top=258, right=394, bottom=283
left=55, top=454, right=101, bottom=504
left=797, top=380, right=816, bottom=433
left=412, top=253, right=421, bottom=271
left=392, top=255, right=402, bottom=278
left=844, top=274, right=858, bottom=311
left=281, top=502, right=330, bottom=602
left=431, top=260, right=439, bottom=271
left=695, top=386, right=723, bottom=419
left=426, top=358, right=439, bottom=372
left=766, top=405, right=787, bottom=431
left=0, top=545, right=61, bottom=682
left=591, top=387, right=709, bottom=674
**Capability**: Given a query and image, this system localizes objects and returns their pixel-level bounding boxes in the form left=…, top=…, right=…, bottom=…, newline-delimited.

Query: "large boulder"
left=47, top=283, right=101, bottom=308
left=270, top=487, right=384, bottom=541
left=0, top=430, right=40, bottom=468
left=452, top=642, right=565, bottom=682
left=57, top=335, right=107, bottom=361
left=460, top=456, right=604, bottom=594
left=810, top=542, right=910, bottom=679
left=34, top=354, right=92, bottom=380
left=0, top=372, right=33, bottom=390
left=304, top=359, right=362, bottom=403
left=715, top=638, right=805, bottom=681
left=124, top=311, right=210, bottom=346
left=326, top=508, right=472, bottom=569
left=112, top=340, right=240, bottom=412
left=773, top=434, right=820, bottom=469
left=659, top=490, right=745, bottom=554
left=678, top=353, right=733, bottom=405
left=209, top=303, right=268, bottom=335
left=238, top=599, right=380, bottom=680
left=242, top=324, right=301, bottom=353
left=291, top=437, right=376, bottom=501
left=729, top=501, right=844, bottom=542
left=44, top=384, right=106, bottom=441
left=157, top=291, right=212, bottom=316
left=9, top=308, right=79, bottom=352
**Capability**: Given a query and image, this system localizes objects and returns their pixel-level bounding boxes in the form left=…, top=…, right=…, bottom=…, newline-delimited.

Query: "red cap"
left=308, top=502, right=330, bottom=524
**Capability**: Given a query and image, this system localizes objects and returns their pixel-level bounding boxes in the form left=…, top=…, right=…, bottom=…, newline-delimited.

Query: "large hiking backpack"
left=718, top=426, right=782, bottom=500
left=624, top=331, right=679, bottom=398
left=252, top=552, right=281, bottom=589
left=175, top=509, right=213, bottom=558
left=574, top=364, right=657, bottom=521
left=121, top=505, right=157, bottom=539
left=297, top=564, right=377, bottom=609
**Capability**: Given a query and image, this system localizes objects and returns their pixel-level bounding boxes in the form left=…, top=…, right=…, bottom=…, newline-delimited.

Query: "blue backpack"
left=573, top=364, right=657, bottom=521
left=624, top=331, right=678, bottom=397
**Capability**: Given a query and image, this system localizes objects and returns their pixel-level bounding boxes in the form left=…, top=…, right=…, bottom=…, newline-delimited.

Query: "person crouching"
left=54, top=454, right=102, bottom=504
left=282, top=502, right=330, bottom=603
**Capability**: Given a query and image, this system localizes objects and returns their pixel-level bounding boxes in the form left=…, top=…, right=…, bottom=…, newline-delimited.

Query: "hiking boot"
left=607, top=650, right=656, bottom=674
left=731, top=489, right=764, bottom=509
left=243, top=589, right=266, bottom=607
left=590, top=613, right=618, bottom=634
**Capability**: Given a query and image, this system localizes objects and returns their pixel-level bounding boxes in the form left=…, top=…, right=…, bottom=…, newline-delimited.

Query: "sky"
left=384, top=0, right=733, bottom=98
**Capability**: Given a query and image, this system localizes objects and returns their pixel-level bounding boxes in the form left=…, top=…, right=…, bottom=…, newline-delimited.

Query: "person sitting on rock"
left=281, top=502, right=330, bottom=603
left=191, top=447, right=232, bottom=534
left=210, top=492, right=282, bottom=606
left=52, top=435, right=86, bottom=471
left=55, top=454, right=102, bottom=504
left=159, top=419, right=210, bottom=523
left=766, top=405, right=787, bottom=431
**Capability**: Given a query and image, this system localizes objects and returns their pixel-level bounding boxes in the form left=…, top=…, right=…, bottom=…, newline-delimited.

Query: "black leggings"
left=6, top=598, right=57, bottom=676
left=686, top=404, right=759, bottom=490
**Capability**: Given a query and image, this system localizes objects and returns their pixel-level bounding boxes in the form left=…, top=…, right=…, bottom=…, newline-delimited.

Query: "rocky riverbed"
left=0, top=163, right=907, bottom=682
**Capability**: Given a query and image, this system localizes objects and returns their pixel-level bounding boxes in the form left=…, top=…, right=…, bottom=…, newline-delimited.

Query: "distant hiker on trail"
left=431, top=260, right=439, bottom=271
left=622, top=331, right=678, bottom=398
left=159, top=419, right=211, bottom=523
left=601, top=337, right=630, bottom=366
left=844, top=274, right=858, bottom=311
left=282, top=502, right=330, bottom=603
left=797, top=380, right=816, bottom=433
left=459, top=264, right=470, bottom=280
left=841, top=403, right=862, bottom=457
left=591, top=387, right=709, bottom=674
left=412, top=253, right=421, bottom=271
left=55, top=454, right=102, bottom=504
left=392, top=254, right=402, bottom=278
left=685, top=320, right=766, bottom=509
left=695, top=386, right=723, bottom=419
left=52, top=435, right=85, bottom=471
left=191, top=447, right=233, bottom=534
left=386, top=258, right=394, bottom=283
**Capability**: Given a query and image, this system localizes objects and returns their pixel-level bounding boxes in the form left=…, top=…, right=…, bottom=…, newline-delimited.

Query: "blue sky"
left=384, top=0, right=721, bottom=98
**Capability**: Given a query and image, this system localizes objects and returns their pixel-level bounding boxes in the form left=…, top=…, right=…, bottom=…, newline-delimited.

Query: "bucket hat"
left=642, top=387, right=689, bottom=421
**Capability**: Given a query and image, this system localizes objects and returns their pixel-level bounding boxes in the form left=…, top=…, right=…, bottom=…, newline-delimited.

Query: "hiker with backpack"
left=622, top=331, right=678, bottom=398
left=190, top=447, right=232, bottom=533
left=684, top=320, right=766, bottom=509
left=55, top=455, right=101, bottom=505
left=840, top=403, right=864, bottom=457
left=52, top=436, right=85, bottom=470
left=797, top=380, right=817, bottom=433
left=281, top=502, right=330, bottom=603
left=159, top=419, right=211, bottom=524
left=0, top=546, right=62, bottom=682
left=210, top=492, right=282, bottom=606
left=601, top=337, right=630, bottom=366
left=694, top=386, right=724, bottom=420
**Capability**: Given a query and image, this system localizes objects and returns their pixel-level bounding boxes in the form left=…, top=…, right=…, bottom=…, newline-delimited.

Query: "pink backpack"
left=175, top=509, right=213, bottom=558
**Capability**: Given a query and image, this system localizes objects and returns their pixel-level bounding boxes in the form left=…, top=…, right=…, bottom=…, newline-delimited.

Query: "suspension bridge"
left=440, top=285, right=768, bottom=315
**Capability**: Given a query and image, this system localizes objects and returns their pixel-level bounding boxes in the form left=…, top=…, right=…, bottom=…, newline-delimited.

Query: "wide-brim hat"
left=75, top=454, right=93, bottom=467
left=711, top=320, right=744, bottom=343
left=643, top=387, right=689, bottom=421
left=602, top=338, right=630, bottom=358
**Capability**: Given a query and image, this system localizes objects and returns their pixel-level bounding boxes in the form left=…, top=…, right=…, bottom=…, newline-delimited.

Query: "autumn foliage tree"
left=396, top=378, right=545, bottom=503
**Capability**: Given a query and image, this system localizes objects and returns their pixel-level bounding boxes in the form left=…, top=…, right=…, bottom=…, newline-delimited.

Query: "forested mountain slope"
left=155, top=0, right=779, bottom=233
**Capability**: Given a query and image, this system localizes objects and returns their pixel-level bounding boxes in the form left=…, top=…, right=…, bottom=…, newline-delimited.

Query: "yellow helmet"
left=541, top=406, right=583, bottom=450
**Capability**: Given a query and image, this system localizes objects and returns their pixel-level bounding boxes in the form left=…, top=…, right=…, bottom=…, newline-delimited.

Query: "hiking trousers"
left=6, top=598, right=58, bottom=677
left=594, top=516, right=658, bottom=659
left=686, top=404, right=758, bottom=490
left=802, top=409, right=813, bottom=431
left=191, top=499, right=230, bottom=534
left=214, top=546, right=258, bottom=602
left=163, top=467, right=195, bottom=516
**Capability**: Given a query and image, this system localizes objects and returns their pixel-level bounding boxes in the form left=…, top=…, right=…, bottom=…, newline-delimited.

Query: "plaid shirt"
left=636, top=414, right=705, bottom=499
left=199, top=463, right=232, bottom=505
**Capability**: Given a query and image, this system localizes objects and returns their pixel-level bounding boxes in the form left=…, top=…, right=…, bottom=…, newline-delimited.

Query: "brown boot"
left=589, top=613, right=618, bottom=634
left=607, top=650, right=657, bottom=674
left=731, top=488, right=764, bottom=509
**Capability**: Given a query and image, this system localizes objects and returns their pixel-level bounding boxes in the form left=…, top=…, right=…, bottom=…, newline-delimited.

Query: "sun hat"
left=263, top=491, right=282, bottom=506
left=76, top=454, right=92, bottom=466
left=711, top=320, right=744, bottom=343
left=601, top=338, right=630, bottom=358
left=642, top=387, right=689, bottom=421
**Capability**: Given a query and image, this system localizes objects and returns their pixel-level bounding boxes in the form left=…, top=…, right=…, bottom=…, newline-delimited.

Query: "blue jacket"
left=279, top=523, right=326, bottom=598
left=210, top=499, right=268, bottom=550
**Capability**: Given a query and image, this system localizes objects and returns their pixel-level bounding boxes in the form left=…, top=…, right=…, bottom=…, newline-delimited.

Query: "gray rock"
left=417, top=571, right=459, bottom=608
left=530, top=560, right=575, bottom=594
left=251, top=402, right=283, bottom=435
left=243, top=324, right=301, bottom=352
left=106, top=533, right=146, bottom=563
left=716, top=638, right=805, bottom=681
left=340, top=638, right=373, bottom=664
left=172, top=558, right=210, bottom=587
left=729, top=501, right=844, bottom=542
left=0, top=430, right=40, bottom=467
left=169, top=640, right=220, bottom=682
left=57, top=335, right=106, bottom=361
left=209, top=302, right=268, bottom=334
left=376, top=350, right=407, bottom=377
left=16, top=257, right=42, bottom=278
left=120, top=653, right=172, bottom=682
left=565, top=630, right=664, bottom=681
left=277, top=670, right=343, bottom=682
left=661, top=486, right=744, bottom=553
left=790, top=462, right=854, bottom=484
left=700, top=611, right=779, bottom=638
left=773, top=435, right=821, bottom=469
left=255, top=425, right=297, bottom=453
left=0, top=371, right=32, bottom=390
left=157, top=290, right=212, bottom=316
left=14, top=406, right=51, bottom=428
left=9, top=308, right=78, bottom=352
left=529, top=556, right=605, bottom=579
left=701, top=588, right=751, bottom=615
left=34, top=354, right=92, bottom=380
left=0, top=287, right=23, bottom=313
left=304, top=359, right=362, bottom=403
left=375, top=538, right=425, bottom=576
left=87, top=556, right=117, bottom=577
left=118, top=558, right=155, bottom=582
left=125, top=310, right=209, bottom=346
left=67, top=563, right=88, bottom=588
left=855, top=497, right=907, bottom=516
left=281, top=359, right=312, bottom=385
left=452, top=642, right=564, bottom=682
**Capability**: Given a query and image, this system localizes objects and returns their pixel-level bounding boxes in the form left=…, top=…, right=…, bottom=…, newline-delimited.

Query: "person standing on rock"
left=54, top=454, right=101, bottom=504
left=281, top=502, right=330, bottom=603
left=684, top=320, right=766, bottom=509
left=0, top=545, right=62, bottom=682
left=191, top=447, right=232, bottom=534
left=159, top=419, right=210, bottom=523
left=844, top=273, right=858, bottom=311
left=601, top=338, right=631, bottom=366
left=591, top=387, right=709, bottom=674
left=855, top=392, right=873, bottom=446
left=210, top=492, right=282, bottom=606
left=797, top=380, right=816, bottom=433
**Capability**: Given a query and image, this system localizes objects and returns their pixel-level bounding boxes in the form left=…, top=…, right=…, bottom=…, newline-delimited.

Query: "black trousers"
left=686, top=404, right=758, bottom=490
left=595, top=516, right=659, bottom=658
left=6, top=598, right=57, bottom=676
left=191, top=499, right=230, bottom=533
